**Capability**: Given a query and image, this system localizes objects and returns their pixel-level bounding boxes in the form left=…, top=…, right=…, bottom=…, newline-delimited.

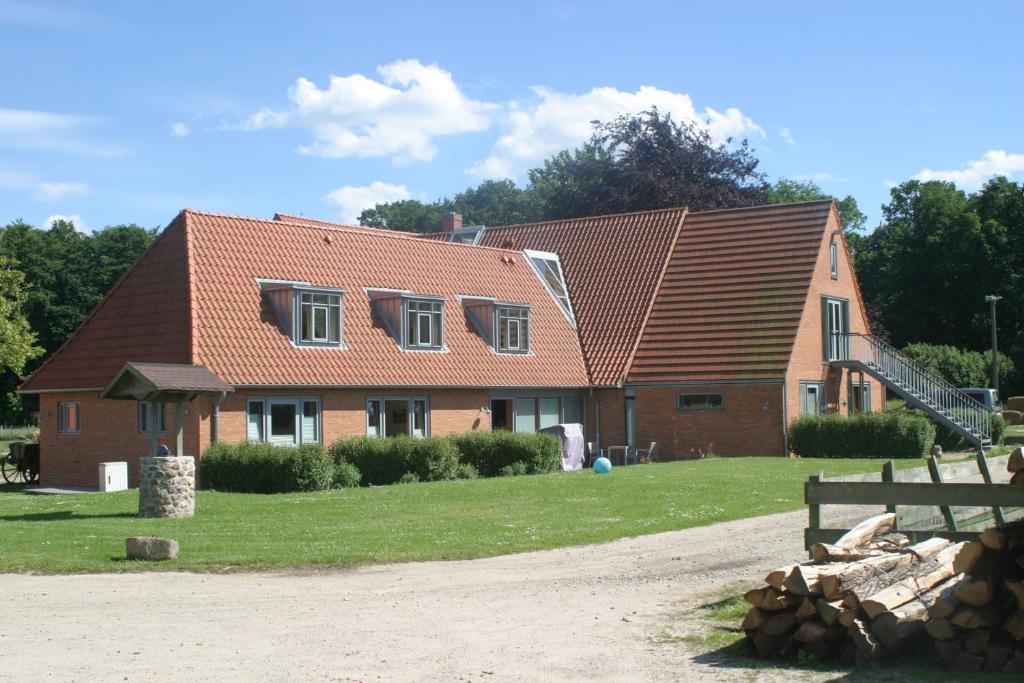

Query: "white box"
left=98, top=461, right=128, bottom=492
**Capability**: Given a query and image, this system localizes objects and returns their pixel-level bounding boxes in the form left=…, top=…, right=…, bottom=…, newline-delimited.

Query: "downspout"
left=211, top=391, right=226, bottom=443
left=590, top=387, right=601, bottom=452
left=782, top=379, right=789, bottom=456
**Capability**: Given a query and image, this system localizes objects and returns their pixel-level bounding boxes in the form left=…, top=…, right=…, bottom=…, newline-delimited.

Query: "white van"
left=959, top=387, right=1002, bottom=414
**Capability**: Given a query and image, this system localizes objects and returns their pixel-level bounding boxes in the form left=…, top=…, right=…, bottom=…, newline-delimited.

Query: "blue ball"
left=593, top=456, right=612, bottom=474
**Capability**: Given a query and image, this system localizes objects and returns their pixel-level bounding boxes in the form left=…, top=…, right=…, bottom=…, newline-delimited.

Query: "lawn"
left=0, top=425, right=36, bottom=456
left=0, top=457, right=920, bottom=574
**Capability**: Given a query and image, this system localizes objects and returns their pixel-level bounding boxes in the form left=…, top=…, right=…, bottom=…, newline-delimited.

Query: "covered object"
left=539, top=423, right=585, bottom=471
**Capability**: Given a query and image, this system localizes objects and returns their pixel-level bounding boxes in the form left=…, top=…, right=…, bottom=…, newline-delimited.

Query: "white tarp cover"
left=539, top=423, right=585, bottom=471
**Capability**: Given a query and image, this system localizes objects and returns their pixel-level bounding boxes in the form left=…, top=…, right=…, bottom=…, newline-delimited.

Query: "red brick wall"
left=38, top=388, right=491, bottom=488
left=784, top=208, right=884, bottom=427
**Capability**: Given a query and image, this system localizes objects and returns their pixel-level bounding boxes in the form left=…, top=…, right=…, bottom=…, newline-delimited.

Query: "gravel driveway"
left=1, top=510, right=818, bottom=682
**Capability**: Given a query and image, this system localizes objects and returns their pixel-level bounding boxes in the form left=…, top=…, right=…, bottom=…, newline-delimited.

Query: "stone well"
left=138, top=455, right=195, bottom=518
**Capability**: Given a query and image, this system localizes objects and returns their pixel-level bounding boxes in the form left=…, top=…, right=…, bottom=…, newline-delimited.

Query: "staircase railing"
left=834, top=333, right=992, bottom=445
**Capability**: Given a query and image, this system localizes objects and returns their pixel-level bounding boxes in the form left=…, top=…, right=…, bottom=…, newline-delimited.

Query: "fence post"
left=927, top=455, right=958, bottom=531
left=806, top=473, right=822, bottom=551
left=882, top=460, right=897, bottom=525
left=975, top=449, right=1005, bottom=526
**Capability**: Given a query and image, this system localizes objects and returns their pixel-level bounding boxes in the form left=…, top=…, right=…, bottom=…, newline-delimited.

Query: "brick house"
left=20, top=200, right=881, bottom=488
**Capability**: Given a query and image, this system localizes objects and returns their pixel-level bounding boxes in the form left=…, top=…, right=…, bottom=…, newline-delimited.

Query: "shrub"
left=448, top=431, right=561, bottom=477
left=789, top=412, right=935, bottom=459
left=901, top=343, right=1014, bottom=390
left=332, top=461, right=362, bottom=489
left=454, top=462, right=478, bottom=479
left=327, top=436, right=460, bottom=486
left=398, top=472, right=420, bottom=484
left=498, top=461, right=529, bottom=477
left=200, top=442, right=333, bottom=493
left=928, top=410, right=1005, bottom=451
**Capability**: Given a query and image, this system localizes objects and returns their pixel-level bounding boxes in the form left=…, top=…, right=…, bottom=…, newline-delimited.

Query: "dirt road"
left=1, top=510, right=815, bottom=682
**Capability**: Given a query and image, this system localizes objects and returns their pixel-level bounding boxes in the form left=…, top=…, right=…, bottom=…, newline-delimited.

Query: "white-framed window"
left=246, top=396, right=321, bottom=446
left=57, top=401, right=80, bottom=435
left=490, top=395, right=584, bottom=433
left=677, top=393, right=724, bottom=411
left=800, top=382, right=827, bottom=415
left=404, top=299, right=444, bottom=349
left=822, top=297, right=849, bottom=362
left=297, top=290, right=342, bottom=346
left=849, top=381, right=872, bottom=414
left=496, top=306, right=530, bottom=353
left=830, top=241, right=839, bottom=279
left=525, top=249, right=574, bottom=322
left=366, top=397, right=429, bottom=438
left=137, top=401, right=166, bottom=435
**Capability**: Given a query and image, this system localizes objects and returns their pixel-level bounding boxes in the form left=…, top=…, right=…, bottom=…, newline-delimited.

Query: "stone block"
left=126, top=536, right=179, bottom=561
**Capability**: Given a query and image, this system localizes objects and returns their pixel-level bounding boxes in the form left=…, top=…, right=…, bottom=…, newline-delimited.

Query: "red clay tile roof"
left=626, top=200, right=834, bottom=383
left=19, top=218, right=193, bottom=392
left=101, top=362, right=234, bottom=398
left=476, top=209, right=686, bottom=386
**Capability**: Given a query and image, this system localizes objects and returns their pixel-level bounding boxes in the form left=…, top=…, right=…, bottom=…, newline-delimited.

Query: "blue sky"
left=2, top=0, right=1022, bottom=233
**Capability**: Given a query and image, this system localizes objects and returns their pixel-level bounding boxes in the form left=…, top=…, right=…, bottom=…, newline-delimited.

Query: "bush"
left=448, top=431, right=561, bottom=477
left=454, top=462, right=478, bottom=479
left=901, top=343, right=1014, bottom=390
left=928, top=410, right=1005, bottom=451
left=333, top=461, right=362, bottom=489
left=789, top=412, right=935, bottom=459
left=201, top=442, right=333, bottom=493
left=498, top=461, right=529, bottom=477
left=328, top=436, right=460, bottom=486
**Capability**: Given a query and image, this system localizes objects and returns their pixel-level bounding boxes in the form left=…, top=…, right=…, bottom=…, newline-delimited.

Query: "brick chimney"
left=442, top=212, right=463, bottom=234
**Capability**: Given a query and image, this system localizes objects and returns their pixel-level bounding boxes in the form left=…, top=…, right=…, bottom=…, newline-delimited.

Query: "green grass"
left=0, top=457, right=924, bottom=574
left=0, top=424, right=37, bottom=455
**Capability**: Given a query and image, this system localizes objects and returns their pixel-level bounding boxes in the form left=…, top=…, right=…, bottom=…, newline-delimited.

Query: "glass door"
left=826, top=299, right=846, bottom=361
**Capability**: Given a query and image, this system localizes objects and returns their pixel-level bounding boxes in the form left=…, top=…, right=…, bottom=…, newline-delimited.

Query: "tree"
left=767, top=178, right=867, bottom=231
left=451, top=179, right=540, bottom=226
left=0, top=255, right=42, bottom=376
left=530, top=109, right=769, bottom=218
left=359, top=199, right=450, bottom=233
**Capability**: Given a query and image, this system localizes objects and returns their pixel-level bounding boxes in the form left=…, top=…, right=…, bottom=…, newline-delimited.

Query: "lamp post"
left=985, top=295, right=1002, bottom=395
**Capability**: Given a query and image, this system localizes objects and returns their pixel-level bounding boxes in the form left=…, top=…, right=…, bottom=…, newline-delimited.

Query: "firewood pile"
left=741, top=452, right=1024, bottom=672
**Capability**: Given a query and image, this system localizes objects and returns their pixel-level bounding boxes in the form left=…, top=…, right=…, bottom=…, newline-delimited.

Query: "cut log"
left=848, top=618, right=884, bottom=660
left=837, top=607, right=858, bottom=628
left=802, top=638, right=837, bottom=661
left=952, top=541, right=985, bottom=574
left=962, top=629, right=990, bottom=655
left=741, top=606, right=765, bottom=631
left=950, top=652, right=984, bottom=672
left=822, top=537, right=950, bottom=602
left=984, top=635, right=1015, bottom=671
left=934, top=639, right=960, bottom=667
left=744, top=587, right=800, bottom=611
left=950, top=605, right=1000, bottom=629
left=980, top=528, right=1006, bottom=550
left=795, top=597, right=818, bottom=622
left=1008, top=447, right=1024, bottom=473
left=809, top=543, right=887, bottom=563
left=955, top=575, right=994, bottom=607
left=765, top=563, right=803, bottom=591
left=1006, top=610, right=1024, bottom=641
left=1006, top=580, right=1024, bottom=610
left=792, top=619, right=829, bottom=643
left=751, top=632, right=780, bottom=658
left=860, top=542, right=974, bottom=619
left=758, top=612, right=797, bottom=638
left=816, top=598, right=844, bottom=625
left=809, top=513, right=895, bottom=562
left=924, top=618, right=957, bottom=641
left=928, top=576, right=964, bottom=619
left=784, top=565, right=825, bottom=596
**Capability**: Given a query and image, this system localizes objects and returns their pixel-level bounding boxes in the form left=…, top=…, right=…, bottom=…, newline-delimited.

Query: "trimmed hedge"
left=328, top=436, right=460, bottom=486
left=201, top=442, right=334, bottom=493
left=448, top=430, right=561, bottom=477
left=789, top=412, right=935, bottom=459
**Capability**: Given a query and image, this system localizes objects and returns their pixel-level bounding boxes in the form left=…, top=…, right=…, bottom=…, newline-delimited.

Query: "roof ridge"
left=184, top=208, right=527, bottom=256
left=272, top=212, right=363, bottom=229
left=689, top=199, right=834, bottom=217
left=485, top=206, right=688, bottom=233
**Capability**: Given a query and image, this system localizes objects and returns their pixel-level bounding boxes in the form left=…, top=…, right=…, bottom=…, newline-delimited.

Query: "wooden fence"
left=804, top=453, right=1024, bottom=549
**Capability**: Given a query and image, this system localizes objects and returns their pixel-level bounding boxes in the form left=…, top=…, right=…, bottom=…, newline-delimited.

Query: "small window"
left=137, top=401, right=166, bottom=435
left=849, top=381, right=872, bottom=414
left=298, top=291, right=342, bottom=345
left=366, top=397, right=430, bottom=438
left=57, top=401, right=80, bottom=435
left=405, top=299, right=443, bottom=349
left=677, top=393, right=724, bottom=411
left=801, top=382, right=827, bottom=415
left=830, top=242, right=838, bottom=279
left=497, top=306, right=530, bottom=353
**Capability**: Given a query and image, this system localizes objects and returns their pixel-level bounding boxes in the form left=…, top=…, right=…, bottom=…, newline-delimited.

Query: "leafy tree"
left=901, top=342, right=1013, bottom=389
left=767, top=178, right=867, bottom=231
left=359, top=199, right=450, bottom=233
left=450, top=179, right=541, bottom=226
left=530, top=109, right=769, bottom=218
left=0, top=254, right=42, bottom=376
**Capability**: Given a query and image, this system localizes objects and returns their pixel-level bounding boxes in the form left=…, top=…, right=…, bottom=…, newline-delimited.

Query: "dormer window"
left=299, top=291, right=342, bottom=345
left=524, top=249, right=574, bottom=323
left=258, top=279, right=345, bottom=348
left=404, top=298, right=444, bottom=350
left=497, top=306, right=530, bottom=354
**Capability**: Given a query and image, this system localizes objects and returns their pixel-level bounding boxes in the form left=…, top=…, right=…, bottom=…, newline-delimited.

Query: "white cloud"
left=779, top=127, right=795, bottom=145
left=468, top=85, right=765, bottom=180
left=0, top=170, right=90, bottom=202
left=227, top=59, right=494, bottom=164
left=170, top=122, right=191, bottom=138
left=0, top=106, right=126, bottom=157
left=41, top=214, right=89, bottom=232
left=323, top=181, right=412, bottom=223
left=914, top=150, right=1024, bottom=190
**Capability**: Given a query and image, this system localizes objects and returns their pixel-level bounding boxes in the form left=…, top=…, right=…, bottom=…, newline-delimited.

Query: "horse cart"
left=2, top=441, right=40, bottom=484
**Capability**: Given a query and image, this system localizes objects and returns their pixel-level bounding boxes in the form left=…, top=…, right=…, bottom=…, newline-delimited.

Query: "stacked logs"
left=741, top=512, right=1024, bottom=672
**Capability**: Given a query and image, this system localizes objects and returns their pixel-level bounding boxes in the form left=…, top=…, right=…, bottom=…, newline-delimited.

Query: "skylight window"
left=524, top=249, right=574, bottom=322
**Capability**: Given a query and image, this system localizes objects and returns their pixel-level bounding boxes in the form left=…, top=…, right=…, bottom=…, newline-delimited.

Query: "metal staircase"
left=830, top=333, right=992, bottom=448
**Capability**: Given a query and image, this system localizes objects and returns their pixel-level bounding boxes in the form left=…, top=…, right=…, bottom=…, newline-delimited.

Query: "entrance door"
left=624, top=395, right=637, bottom=448
left=383, top=400, right=408, bottom=437
left=825, top=298, right=847, bottom=361
left=490, top=399, right=511, bottom=430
